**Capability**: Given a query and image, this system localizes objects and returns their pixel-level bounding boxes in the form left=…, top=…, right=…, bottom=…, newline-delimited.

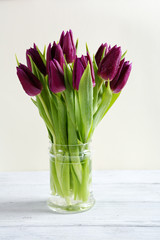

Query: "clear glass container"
left=47, top=142, right=95, bottom=213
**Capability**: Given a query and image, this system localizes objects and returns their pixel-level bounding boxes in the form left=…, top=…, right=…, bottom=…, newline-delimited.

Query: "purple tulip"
left=98, top=45, right=122, bottom=81
left=59, top=30, right=76, bottom=63
left=95, top=43, right=108, bottom=66
left=48, top=59, right=65, bottom=93
left=59, top=31, right=65, bottom=47
left=73, top=53, right=95, bottom=90
left=16, top=64, right=43, bottom=96
left=26, top=44, right=46, bottom=76
left=110, top=60, right=132, bottom=93
left=73, top=57, right=85, bottom=90
left=46, top=42, right=65, bottom=73
left=110, top=58, right=125, bottom=87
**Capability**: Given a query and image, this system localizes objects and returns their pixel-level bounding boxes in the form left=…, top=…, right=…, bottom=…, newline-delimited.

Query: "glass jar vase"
left=47, top=142, right=95, bottom=213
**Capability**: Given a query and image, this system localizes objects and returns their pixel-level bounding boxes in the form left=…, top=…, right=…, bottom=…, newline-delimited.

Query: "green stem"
left=97, top=79, right=104, bottom=92
left=50, top=158, right=63, bottom=196
left=38, top=94, right=52, bottom=124
left=81, top=156, right=90, bottom=201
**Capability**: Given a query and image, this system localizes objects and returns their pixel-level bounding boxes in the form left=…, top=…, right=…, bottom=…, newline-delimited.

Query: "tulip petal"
left=73, top=57, right=85, bottom=90
left=59, top=30, right=76, bottom=63
left=110, top=58, right=125, bottom=90
left=47, top=42, right=65, bottom=74
left=49, top=60, right=65, bottom=93
left=26, top=47, right=46, bottom=75
left=59, top=30, right=65, bottom=47
left=46, top=43, right=52, bottom=74
left=112, top=61, right=132, bottom=93
left=95, top=43, right=108, bottom=66
left=98, top=45, right=121, bottom=81
left=17, top=64, right=42, bottom=96
left=52, top=42, right=65, bottom=69
left=69, top=30, right=74, bottom=48
left=33, top=43, right=37, bottom=50
left=81, top=55, right=88, bottom=68
left=73, top=53, right=95, bottom=90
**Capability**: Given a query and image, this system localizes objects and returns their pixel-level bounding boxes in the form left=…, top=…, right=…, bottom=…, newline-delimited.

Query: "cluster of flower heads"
left=16, top=30, right=132, bottom=96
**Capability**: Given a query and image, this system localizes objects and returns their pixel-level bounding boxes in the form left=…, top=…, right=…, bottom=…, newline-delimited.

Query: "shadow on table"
left=0, top=200, right=56, bottom=215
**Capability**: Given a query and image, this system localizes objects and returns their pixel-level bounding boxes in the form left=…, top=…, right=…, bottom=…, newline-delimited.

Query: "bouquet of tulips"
left=16, top=30, right=132, bottom=204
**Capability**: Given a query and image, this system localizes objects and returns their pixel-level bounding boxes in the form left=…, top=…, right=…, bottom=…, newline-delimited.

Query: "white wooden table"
left=0, top=171, right=160, bottom=239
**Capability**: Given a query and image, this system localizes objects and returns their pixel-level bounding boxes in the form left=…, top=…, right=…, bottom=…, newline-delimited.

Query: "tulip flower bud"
left=110, top=58, right=125, bottom=87
left=110, top=60, right=132, bottom=93
left=73, top=57, right=85, bottom=90
left=46, top=42, right=65, bottom=73
left=98, top=45, right=122, bottom=81
left=16, top=64, right=43, bottom=96
left=73, top=53, right=95, bottom=90
left=26, top=44, right=46, bottom=76
left=95, top=43, right=108, bottom=66
left=48, top=59, right=65, bottom=93
left=59, top=30, right=76, bottom=63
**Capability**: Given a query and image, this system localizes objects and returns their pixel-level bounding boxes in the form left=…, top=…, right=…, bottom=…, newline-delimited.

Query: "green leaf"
left=43, top=45, right=46, bottom=58
left=121, top=50, right=127, bottom=60
left=15, top=54, right=20, bottom=66
left=47, top=127, right=53, bottom=143
left=93, top=81, right=112, bottom=130
left=36, top=45, right=46, bottom=66
left=36, top=95, right=55, bottom=139
left=86, top=42, right=89, bottom=54
left=57, top=96, right=67, bottom=145
left=63, top=64, right=75, bottom=128
left=100, top=46, right=106, bottom=62
left=29, top=57, right=55, bottom=141
left=75, top=39, right=79, bottom=53
left=67, top=113, right=78, bottom=145
left=28, top=55, right=44, bottom=83
left=78, top=63, right=93, bottom=141
left=31, top=98, right=38, bottom=107
left=74, top=90, right=83, bottom=142
left=93, top=54, right=98, bottom=71
left=64, top=63, right=73, bottom=88
left=29, top=56, right=51, bottom=117
left=93, top=55, right=103, bottom=114
left=38, top=94, right=52, bottom=125
left=102, top=91, right=121, bottom=118
left=49, top=93, right=60, bottom=143
left=34, top=94, right=54, bottom=143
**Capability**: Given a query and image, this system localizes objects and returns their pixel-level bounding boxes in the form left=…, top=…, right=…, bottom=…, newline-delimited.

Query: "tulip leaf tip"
left=31, top=97, right=38, bottom=107
left=86, top=43, right=90, bottom=54
left=76, top=39, right=79, bottom=52
left=43, top=45, right=46, bottom=58
left=121, top=50, right=127, bottom=60
left=15, top=54, right=20, bottom=66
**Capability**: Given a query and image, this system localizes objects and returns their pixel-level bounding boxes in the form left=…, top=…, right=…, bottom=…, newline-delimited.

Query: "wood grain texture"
left=0, top=171, right=160, bottom=239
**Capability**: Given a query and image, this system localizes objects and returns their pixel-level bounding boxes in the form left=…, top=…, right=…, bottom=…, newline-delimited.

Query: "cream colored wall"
left=0, top=0, right=160, bottom=171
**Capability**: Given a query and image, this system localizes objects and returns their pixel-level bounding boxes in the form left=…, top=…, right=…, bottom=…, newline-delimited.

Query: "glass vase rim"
left=49, top=141, right=92, bottom=147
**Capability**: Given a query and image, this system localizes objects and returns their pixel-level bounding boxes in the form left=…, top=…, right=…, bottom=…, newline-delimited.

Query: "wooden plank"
left=0, top=201, right=160, bottom=227
left=0, top=226, right=160, bottom=240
